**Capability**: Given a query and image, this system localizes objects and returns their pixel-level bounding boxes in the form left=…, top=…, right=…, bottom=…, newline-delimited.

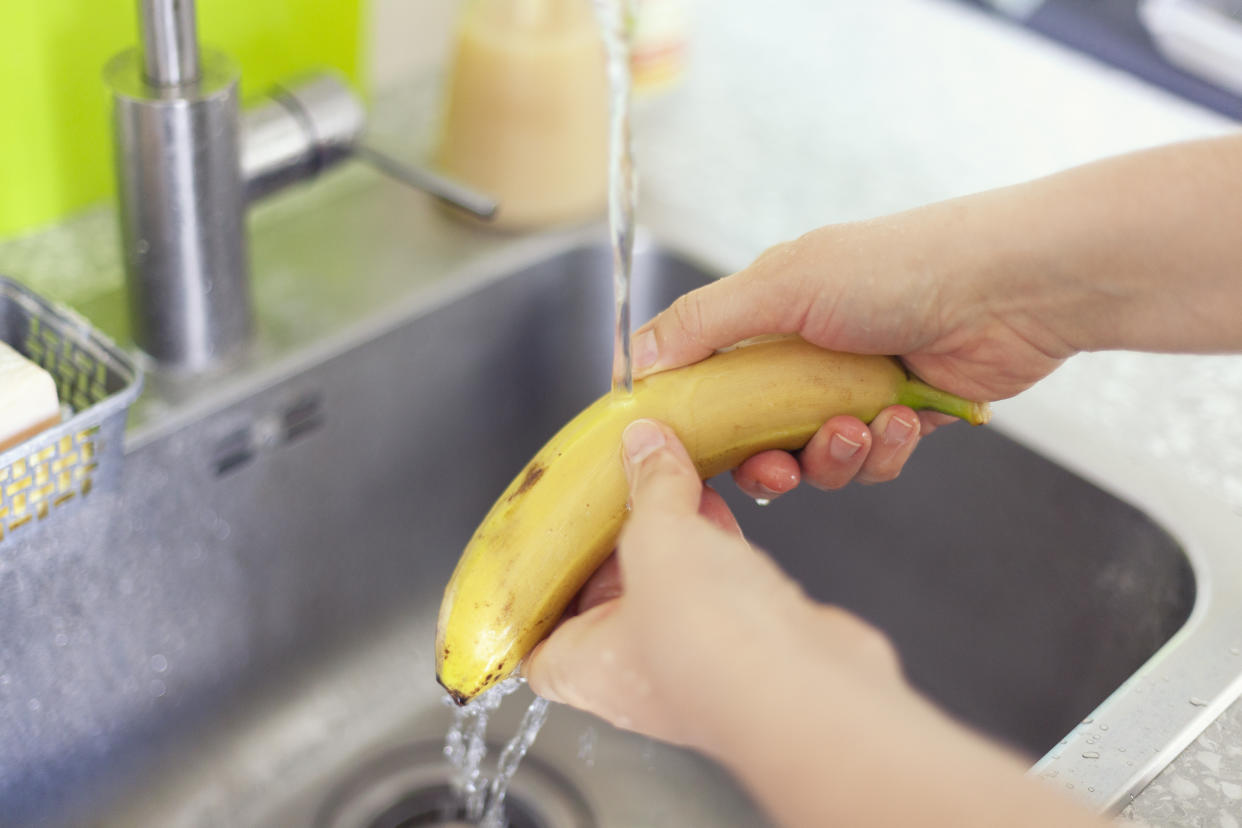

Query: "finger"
left=524, top=600, right=622, bottom=708
left=620, top=420, right=743, bottom=583
left=856, top=406, right=921, bottom=484
left=574, top=553, right=623, bottom=615
left=621, top=419, right=702, bottom=518
left=731, top=450, right=801, bottom=500
left=917, top=410, right=956, bottom=436
left=631, top=243, right=819, bottom=377
left=576, top=483, right=743, bottom=617
left=797, top=416, right=872, bottom=490
left=699, top=485, right=743, bottom=537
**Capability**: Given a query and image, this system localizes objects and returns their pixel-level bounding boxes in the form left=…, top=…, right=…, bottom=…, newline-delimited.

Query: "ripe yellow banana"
left=436, top=336, right=989, bottom=704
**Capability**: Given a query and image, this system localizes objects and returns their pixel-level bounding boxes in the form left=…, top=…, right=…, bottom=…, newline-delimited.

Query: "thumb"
left=523, top=601, right=622, bottom=708
left=631, top=243, right=819, bottom=377
left=620, top=419, right=702, bottom=518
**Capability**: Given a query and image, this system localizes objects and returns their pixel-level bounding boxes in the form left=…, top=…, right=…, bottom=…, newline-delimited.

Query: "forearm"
left=707, top=625, right=1105, bottom=828
left=952, top=134, right=1242, bottom=354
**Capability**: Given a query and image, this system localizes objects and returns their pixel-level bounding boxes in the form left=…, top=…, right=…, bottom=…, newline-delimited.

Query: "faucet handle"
left=352, top=144, right=498, bottom=220
left=242, top=73, right=497, bottom=220
left=242, top=73, right=364, bottom=202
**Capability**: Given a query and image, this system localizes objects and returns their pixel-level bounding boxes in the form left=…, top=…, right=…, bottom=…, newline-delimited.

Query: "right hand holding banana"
left=633, top=220, right=1072, bottom=498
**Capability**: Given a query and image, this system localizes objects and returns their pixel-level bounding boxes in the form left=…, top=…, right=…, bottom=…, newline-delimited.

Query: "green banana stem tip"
left=898, top=378, right=991, bottom=426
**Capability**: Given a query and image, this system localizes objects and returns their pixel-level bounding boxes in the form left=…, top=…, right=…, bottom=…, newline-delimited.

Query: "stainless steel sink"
left=1, top=168, right=1237, bottom=825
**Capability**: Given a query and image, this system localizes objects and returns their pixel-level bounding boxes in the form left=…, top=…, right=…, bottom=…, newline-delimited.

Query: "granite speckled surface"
left=2, top=0, right=1240, bottom=823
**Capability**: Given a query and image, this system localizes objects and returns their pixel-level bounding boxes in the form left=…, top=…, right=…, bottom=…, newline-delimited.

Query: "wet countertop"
left=1, top=0, right=1240, bottom=823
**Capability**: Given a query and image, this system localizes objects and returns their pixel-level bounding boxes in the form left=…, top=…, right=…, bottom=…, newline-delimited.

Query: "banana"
left=435, top=336, right=989, bottom=704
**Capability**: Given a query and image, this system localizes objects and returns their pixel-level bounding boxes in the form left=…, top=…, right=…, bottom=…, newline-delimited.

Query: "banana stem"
left=897, top=379, right=991, bottom=425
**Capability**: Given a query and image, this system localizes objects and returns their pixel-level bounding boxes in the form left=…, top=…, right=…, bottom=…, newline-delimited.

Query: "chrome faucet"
left=105, top=0, right=495, bottom=373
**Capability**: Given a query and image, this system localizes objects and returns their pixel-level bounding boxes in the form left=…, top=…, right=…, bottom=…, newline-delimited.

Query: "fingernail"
left=829, top=433, right=863, bottom=462
left=756, top=483, right=781, bottom=498
left=622, top=419, right=665, bottom=465
left=632, top=329, right=658, bottom=373
left=884, top=415, right=916, bottom=446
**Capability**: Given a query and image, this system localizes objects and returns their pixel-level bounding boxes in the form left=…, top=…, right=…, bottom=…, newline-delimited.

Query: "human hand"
left=523, top=418, right=906, bottom=754
left=525, top=419, right=1105, bottom=828
left=632, top=216, right=1072, bottom=498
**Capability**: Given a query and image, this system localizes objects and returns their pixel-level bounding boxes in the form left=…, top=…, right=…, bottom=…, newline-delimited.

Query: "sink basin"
left=0, top=172, right=1236, bottom=825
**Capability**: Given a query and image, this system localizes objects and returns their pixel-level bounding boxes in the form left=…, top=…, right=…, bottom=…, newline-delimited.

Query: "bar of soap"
left=0, top=341, right=60, bottom=454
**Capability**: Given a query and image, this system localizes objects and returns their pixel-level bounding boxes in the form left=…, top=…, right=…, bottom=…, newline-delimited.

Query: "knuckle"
left=818, top=606, right=903, bottom=674
left=871, top=465, right=901, bottom=483
left=857, top=624, right=902, bottom=673
left=540, top=649, right=584, bottom=708
left=856, top=464, right=898, bottom=485
left=670, top=292, right=709, bottom=348
left=805, top=470, right=849, bottom=491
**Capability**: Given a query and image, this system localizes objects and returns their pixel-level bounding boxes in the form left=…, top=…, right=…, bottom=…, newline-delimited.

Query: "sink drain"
left=315, top=741, right=593, bottom=828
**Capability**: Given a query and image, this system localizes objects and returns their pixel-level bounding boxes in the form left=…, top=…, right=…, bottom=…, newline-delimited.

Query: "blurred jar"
left=438, top=0, right=608, bottom=229
left=631, top=0, right=689, bottom=96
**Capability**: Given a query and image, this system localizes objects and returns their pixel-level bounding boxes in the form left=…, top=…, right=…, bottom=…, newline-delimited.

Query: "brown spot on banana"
left=507, top=463, right=546, bottom=501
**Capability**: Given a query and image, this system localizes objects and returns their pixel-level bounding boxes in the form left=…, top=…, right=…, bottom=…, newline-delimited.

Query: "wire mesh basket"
left=0, top=276, right=142, bottom=546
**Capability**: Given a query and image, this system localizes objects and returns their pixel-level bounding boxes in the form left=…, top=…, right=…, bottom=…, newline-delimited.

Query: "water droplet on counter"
left=1099, top=724, right=1109, bottom=731
left=1119, top=747, right=1127, bottom=753
left=1088, top=786, right=1095, bottom=793
left=1189, top=697, right=1209, bottom=707
left=1082, top=717, right=1094, bottom=725
left=1231, top=647, right=1240, bottom=657
left=1065, top=782, right=1075, bottom=790
left=27, top=698, right=41, bottom=712
left=150, top=679, right=167, bottom=697
left=1081, top=751, right=1100, bottom=759
left=0, top=674, right=9, bottom=686
left=53, top=633, right=68, bottom=647
left=150, top=654, right=168, bottom=673
left=754, top=498, right=771, bottom=507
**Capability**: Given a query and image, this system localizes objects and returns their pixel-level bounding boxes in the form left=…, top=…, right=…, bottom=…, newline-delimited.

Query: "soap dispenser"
left=438, top=0, right=609, bottom=228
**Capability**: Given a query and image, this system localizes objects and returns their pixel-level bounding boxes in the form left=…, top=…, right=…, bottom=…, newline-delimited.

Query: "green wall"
left=0, top=0, right=369, bottom=239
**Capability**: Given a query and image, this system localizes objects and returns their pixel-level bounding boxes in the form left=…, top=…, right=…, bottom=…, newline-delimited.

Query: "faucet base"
left=106, top=47, right=252, bottom=372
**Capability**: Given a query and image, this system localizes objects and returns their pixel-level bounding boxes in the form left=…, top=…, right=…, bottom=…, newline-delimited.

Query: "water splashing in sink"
left=441, top=678, right=552, bottom=826
left=479, top=695, right=552, bottom=828
left=443, top=678, right=520, bottom=820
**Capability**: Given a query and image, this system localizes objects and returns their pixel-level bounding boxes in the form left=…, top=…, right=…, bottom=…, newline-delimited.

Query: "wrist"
left=694, top=599, right=915, bottom=765
left=922, top=185, right=1090, bottom=359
